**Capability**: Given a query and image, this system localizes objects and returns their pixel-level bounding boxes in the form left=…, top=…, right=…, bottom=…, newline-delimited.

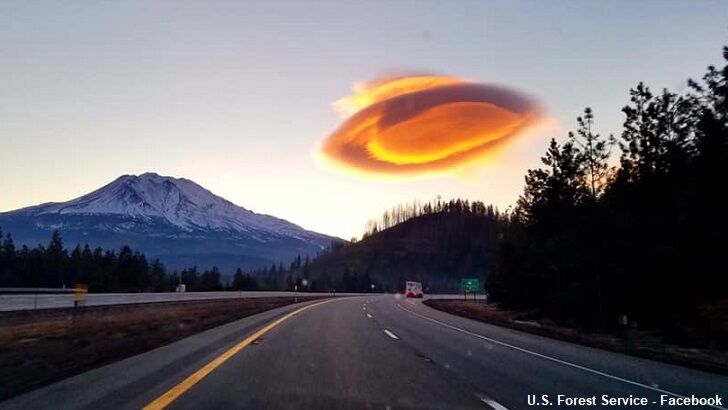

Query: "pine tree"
left=233, top=268, right=245, bottom=290
left=569, top=108, right=615, bottom=201
left=149, top=259, right=167, bottom=291
left=46, top=231, right=67, bottom=287
left=515, top=139, right=586, bottom=226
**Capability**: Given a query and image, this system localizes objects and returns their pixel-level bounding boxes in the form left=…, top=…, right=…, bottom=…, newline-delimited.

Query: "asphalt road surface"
left=2, top=295, right=727, bottom=409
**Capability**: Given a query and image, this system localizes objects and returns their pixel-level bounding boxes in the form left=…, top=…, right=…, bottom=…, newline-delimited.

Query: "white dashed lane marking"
left=383, top=329, right=399, bottom=340
left=397, top=303, right=728, bottom=410
left=476, top=393, right=510, bottom=410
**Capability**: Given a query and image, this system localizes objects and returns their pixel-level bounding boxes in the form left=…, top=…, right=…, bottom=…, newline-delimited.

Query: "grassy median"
left=0, top=296, right=326, bottom=401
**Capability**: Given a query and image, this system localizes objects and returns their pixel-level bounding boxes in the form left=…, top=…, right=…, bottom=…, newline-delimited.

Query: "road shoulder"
left=423, top=298, right=728, bottom=376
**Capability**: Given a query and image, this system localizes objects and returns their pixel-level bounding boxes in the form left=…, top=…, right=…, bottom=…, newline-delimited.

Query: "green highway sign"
left=461, top=278, right=479, bottom=292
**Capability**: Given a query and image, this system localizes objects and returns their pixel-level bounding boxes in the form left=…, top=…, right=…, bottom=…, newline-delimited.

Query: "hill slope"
left=306, top=208, right=505, bottom=293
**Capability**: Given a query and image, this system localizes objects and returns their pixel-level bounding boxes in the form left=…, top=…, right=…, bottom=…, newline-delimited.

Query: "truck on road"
left=404, top=281, right=423, bottom=298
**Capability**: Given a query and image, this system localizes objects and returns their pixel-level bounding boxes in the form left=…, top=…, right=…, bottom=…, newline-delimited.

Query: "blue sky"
left=1, top=0, right=726, bottom=238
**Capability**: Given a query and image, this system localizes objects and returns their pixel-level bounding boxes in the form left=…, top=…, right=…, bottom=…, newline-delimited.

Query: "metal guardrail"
left=0, top=287, right=88, bottom=310
left=0, top=287, right=85, bottom=294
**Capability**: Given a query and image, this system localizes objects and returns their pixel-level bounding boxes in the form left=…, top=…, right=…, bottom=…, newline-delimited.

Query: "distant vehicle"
left=404, top=281, right=423, bottom=298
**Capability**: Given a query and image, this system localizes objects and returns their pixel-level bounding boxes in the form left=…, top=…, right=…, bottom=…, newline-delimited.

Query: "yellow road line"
left=143, top=298, right=335, bottom=410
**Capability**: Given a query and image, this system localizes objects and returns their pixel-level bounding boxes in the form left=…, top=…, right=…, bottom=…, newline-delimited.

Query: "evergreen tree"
left=149, top=259, right=167, bottom=291
left=46, top=230, right=67, bottom=287
left=200, top=267, right=222, bottom=291
left=233, top=268, right=245, bottom=290
left=568, top=108, right=615, bottom=201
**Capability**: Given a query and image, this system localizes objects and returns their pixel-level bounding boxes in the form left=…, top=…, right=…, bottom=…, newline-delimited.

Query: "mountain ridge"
left=0, top=173, right=337, bottom=270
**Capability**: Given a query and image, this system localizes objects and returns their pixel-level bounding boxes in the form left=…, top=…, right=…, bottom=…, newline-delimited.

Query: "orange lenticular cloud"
left=320, top=74, right=543, bottom=177
left=332, top=75, right=467, bottom=117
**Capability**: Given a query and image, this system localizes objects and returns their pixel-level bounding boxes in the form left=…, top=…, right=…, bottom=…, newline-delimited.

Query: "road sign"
left=461, top=278, right=479, bottom=292
left=73, top=283, right=88, bottom=308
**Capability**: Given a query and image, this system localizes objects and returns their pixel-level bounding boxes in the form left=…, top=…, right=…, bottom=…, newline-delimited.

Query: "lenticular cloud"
left=320, top=75, right=542, bottom=177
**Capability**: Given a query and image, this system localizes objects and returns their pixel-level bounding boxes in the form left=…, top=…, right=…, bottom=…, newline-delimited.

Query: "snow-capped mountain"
left=19, top=173, right=320, bottom=238
left=0, top=173, right=337, bottom=270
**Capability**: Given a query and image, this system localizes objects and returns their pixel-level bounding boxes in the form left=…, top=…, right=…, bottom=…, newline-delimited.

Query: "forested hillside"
left=301, top=200, right=506, bottom=293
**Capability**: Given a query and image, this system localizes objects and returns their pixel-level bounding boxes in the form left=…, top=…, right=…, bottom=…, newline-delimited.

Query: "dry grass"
left=0, top=296, right=324, bottom=401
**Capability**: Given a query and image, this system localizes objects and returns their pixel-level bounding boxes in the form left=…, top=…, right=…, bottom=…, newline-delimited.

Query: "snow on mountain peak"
left=21, top=173, right=316, bottom=237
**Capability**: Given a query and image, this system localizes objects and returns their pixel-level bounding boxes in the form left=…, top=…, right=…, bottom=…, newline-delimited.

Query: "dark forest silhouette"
left=305, top=199, right=507, bottom=293
left=487, top=47, right=728, bottom=330
left=0, top=228, right=343, bottom=292
left=0, top=230, right=226, bottom=292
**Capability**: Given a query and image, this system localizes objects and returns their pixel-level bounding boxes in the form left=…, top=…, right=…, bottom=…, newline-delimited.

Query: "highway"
left=2, top=295, right=727, bottom=409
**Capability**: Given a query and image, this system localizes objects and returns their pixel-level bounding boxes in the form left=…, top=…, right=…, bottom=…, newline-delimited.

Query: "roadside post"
left=72, top=284, right=88, bottom=339
left=73, top=284, right=88, bottom=308
left=461, top=278, right=479, bottom=302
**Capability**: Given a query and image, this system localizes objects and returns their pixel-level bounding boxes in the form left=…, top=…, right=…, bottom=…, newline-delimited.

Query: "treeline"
left=243, top=253, right=364, bottom=292
left=0, top=228, right=341, bottom=292
left=364, top=198, right=503, bottom=235
left=0, top=230, right=172, bottom=291
left=0, top=229, right=263, bottom=292
left=487, top=47, right=728, bottom=330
